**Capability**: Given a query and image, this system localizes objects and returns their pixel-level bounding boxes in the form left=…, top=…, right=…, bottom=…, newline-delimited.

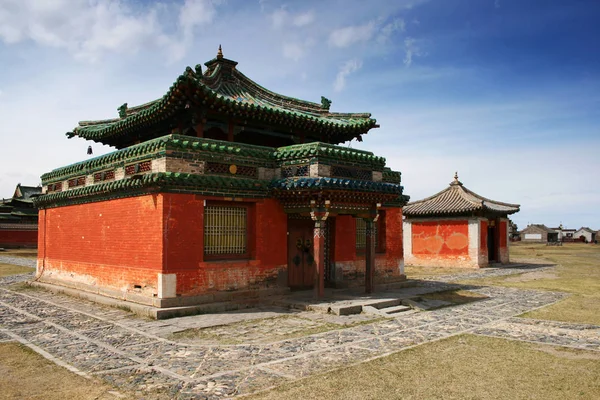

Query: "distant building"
left=520, top=224, right=558, bottom=243
left=0, top=184, right=41, bottom=248
left=403, top=173, right=520, bottom=268
left=550, top=225, right=577, bottom=241
left=573, top=227, right=596, bottom=243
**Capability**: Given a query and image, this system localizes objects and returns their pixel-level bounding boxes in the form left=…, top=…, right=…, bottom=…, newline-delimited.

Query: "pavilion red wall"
left=37, top=195, right=164, bottom=293
left=412, top=220, right=469, bottom=257
left=0, top=229, right=38, bottom=247
left=165, top=196, right=288, bottom=296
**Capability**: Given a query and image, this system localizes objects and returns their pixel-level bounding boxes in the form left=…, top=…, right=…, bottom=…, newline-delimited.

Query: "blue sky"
left=0, top=0, right=598, bottom=231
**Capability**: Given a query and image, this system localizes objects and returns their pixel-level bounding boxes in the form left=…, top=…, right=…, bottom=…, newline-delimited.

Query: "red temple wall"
left=499, top=220, right=507, bottom=248
left=334, top=208, right=405, bottom=282
left=168, top=196, right=288, bottom=296
left=412, top=220, right=469, bottom=257
left=37, top=195, right=164, bottom=294
left=480, top=220, right=488, bottom=252
left=0, top=229, right=38, bottom=247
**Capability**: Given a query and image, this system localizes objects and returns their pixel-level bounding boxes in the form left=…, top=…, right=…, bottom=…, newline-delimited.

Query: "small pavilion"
left=34, top=47, right=409, bottom=309
left=403, top=173, right=519, bottom=268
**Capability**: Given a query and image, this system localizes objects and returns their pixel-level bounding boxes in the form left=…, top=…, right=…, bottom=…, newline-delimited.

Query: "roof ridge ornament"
left=118, top=103, right=128, bottom=119
left=450, top=171, right=463, bottom=186
left=321, top=96, right=332, bottom=111
left=217, top=44, right=223, bottom=59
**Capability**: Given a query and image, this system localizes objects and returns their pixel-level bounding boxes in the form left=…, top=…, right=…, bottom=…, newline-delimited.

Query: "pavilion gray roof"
left=403, top=173, right=520, bottom=217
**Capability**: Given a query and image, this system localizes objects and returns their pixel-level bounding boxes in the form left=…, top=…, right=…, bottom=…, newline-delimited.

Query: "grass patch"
left=0, top=249, right=37, bottom=259
left=248, top=334, right=600, bottom=400
left=458, top=243, right=600, bottom=324
left=0, top=262, right=35, bottom=277
left=421, top=289, right=488, bottom=305
left=0, top=342, right=123, bottom=400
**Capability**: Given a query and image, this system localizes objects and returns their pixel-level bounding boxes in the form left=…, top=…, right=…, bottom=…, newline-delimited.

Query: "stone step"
left=381, top=304, right=412, bottom=314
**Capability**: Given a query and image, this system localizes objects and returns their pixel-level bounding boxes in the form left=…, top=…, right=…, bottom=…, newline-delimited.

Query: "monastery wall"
left=498, top=218, right=509, bottom=263
left=0, top=227, right=38, bottom=248
left=163, top=195, right=288, bottom=297
left=37, top=195, right=165, bottom=299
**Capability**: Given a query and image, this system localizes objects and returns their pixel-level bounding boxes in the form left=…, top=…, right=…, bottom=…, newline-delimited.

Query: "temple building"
left=34, top=47, right=409, bottom=310
left=0, top=184, right=41, bottom=248
left=402, top=173, right=519, bottom=268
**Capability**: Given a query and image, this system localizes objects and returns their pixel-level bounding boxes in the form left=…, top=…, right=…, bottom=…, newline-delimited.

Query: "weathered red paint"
left=480, top=220, right=488, bottom=251
left=412, top=220, right=468, bottom=256
left=37, top=194, right=289, bottom=298
left=335, top=208, right=405, bottom=281
left=499, top=220, right=507, bottom=248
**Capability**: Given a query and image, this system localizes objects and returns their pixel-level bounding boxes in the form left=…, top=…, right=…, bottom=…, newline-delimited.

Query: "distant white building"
left=573, top=227, right=597, bottom=243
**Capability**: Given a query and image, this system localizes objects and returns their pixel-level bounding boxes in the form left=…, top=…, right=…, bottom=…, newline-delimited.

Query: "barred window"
left=204, top=205, right=248, bottom=259
left=355, top=212, right=386, bottom=253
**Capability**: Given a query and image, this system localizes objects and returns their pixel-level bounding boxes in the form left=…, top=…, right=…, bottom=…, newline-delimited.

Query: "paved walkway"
left=0, top=263, right=598, bottom=399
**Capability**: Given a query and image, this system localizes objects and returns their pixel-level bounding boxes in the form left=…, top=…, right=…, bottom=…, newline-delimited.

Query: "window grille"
left=125, top=161, right=152, bottom=175
left=281, top=165, right=309, bottom=178
left=355, top=218, right=377, bottom=250
left=47, top=182, right=63, bottom=193
left=332, top=166, right=372, bottom=181
left=204, top=205, right=248, bottom=257
left=68, top=176, right=86, bottom=188
left=93, top=170, right=115, bottom=183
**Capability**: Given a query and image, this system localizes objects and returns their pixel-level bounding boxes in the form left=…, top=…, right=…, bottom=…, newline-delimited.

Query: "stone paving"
left=0, top=263, right=598, bottom=399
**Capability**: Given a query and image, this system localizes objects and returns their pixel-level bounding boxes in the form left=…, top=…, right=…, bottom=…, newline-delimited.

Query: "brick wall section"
left=37, top=195, right=164, bottom=295
left=333, top=208, right=405, bottom=283
left=0, top=229, right=38, bottom=247
left=162, top=195, right=287, bottom=296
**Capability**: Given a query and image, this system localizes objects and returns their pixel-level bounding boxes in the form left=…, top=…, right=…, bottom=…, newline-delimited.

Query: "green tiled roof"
left=271, top=177, right=403, bottom=194
left=35, top=172, right=269, bottom=208
left=274, top=142, right=386, bottom=169
left=70, top=53, right=377, bottom=147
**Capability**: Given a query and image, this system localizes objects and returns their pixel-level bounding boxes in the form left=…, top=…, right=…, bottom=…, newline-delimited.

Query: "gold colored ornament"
left=229, top=164, right=237, bottom=174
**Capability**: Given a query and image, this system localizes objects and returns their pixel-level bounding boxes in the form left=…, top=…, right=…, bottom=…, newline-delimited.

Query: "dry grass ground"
left=0, top=262, right=34, bottom=277
left=248, top=334, right=600, bottom=400
left=459, top=243, right=600, bottom=324
left=0, top=343, right=121, bottom=400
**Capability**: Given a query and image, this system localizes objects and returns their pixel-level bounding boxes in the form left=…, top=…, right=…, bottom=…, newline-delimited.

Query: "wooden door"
left=288, top=219, right=315, bottom=289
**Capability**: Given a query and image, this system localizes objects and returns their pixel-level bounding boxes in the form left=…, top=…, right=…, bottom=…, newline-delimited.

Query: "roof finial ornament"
left=217, top=44, right=223, bottom=59
left=450, top=171, right=462, bottom=186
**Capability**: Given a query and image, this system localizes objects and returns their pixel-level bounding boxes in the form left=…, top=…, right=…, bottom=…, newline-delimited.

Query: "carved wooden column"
left=311, top=199, right=330, bottom=299
left=364, top=218, right=375, bottom=294
left=193, top=110, right=206, bottom=138
left=364, top=204, right=380, bottom=294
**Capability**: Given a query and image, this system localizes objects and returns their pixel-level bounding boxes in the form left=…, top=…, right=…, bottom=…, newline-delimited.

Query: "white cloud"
left=334, top=59, right=362, bottom=92
left=495, top=0, right=501, bottom=9
left=328, top=22, right=376, bottom=48
left=271, top=8, right=287, bottom=29
left=282, top=42, right=305, bottom=61
left=180, top=0, right=219, bottom=39
left=0, top=0, right=220, bottom=63
left=377, top=18, right=406, bottom=43
left=403, top=37, right=423, bottom=66
left=293, top=10, right=315, bottom=27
